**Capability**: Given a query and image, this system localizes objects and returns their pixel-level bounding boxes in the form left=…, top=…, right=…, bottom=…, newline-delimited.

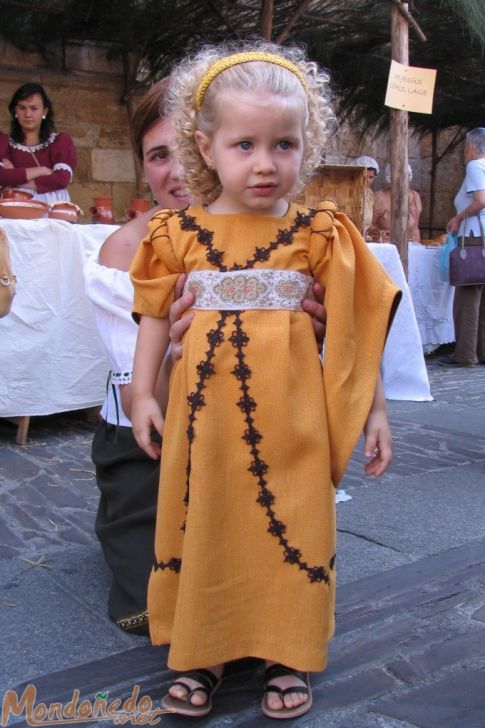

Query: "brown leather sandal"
left=161, top=668, right=222, bottom=717
left=262, top=663, right=312, bottom=719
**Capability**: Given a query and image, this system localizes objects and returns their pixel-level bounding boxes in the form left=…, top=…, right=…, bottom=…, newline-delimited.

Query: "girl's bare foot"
left=263, top=661, right=311, bottom=714
left=168, top=664, right=223, bottom=708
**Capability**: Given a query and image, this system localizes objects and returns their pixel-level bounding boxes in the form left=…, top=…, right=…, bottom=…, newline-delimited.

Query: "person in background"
left=370, top=162, right=422, bottom=242
left=0, top=83, right=77, bottom=204
left=83, top=78, right=327, bottom=636
left=438, top=127, right=485, bottom=367
left=354, top=155, right=379, bottom=238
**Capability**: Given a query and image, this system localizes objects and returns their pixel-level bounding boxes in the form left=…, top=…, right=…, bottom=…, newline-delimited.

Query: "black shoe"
left=437, top=356, right=474, bottom=368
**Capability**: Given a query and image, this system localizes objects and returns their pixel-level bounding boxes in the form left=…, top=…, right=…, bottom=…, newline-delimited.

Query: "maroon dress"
left=0, top=131, right=77, bottom=201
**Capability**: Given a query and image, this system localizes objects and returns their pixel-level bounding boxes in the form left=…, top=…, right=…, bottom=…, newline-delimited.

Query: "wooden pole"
left=260, top=0, right=274, bottom=40
left=390, top=1, right=409, bottom=275
left=276, top=0, right=312, bottom=44
left=428, top=129, right=438, bottom=238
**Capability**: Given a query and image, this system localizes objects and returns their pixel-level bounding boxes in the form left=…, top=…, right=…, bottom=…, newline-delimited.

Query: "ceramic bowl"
left=48, top=202, right=83, bottom=224
left=0, top=189, right=34, bottom=201
left=0, top=200, right=48, bottom=220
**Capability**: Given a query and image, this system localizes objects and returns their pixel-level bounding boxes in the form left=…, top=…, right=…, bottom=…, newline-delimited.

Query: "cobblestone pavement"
left=1, top=359, right=484, bottom=727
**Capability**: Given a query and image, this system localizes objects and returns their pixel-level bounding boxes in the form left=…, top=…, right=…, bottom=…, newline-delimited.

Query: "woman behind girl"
left=130, top=42, right=401, bottom=720
left=0, top=83, right=76, bottom=203
left=84, top=78, right=192, bottom=635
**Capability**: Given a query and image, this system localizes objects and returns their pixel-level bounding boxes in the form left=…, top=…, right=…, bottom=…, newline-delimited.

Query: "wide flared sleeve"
left=130, top=208, right=184, bottom=322
left=308, top=201, right=402, bottom=486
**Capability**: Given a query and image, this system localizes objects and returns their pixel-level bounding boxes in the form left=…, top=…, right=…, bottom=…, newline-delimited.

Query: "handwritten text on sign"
left=385, top=60, right=437, bottom=114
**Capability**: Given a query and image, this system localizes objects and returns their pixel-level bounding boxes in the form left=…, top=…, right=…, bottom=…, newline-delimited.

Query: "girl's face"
left=196, top=90, right=305, bottom=217
left=142, top=117, right=190, bottom=209
left=14, top=94, right=48, bottom=137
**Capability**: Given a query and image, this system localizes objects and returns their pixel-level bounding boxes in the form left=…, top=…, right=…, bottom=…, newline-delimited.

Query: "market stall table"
left=407, top=241, right=455, bottom=352
left=1, top=221, right=436, bottom=446
left=0, top=218, right=117, bottom=443
left=368, top=242, right=431, bottom=401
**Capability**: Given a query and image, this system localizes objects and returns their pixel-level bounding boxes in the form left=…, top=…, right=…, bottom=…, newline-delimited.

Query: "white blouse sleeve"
left=83, top=253, right=137, bottom=384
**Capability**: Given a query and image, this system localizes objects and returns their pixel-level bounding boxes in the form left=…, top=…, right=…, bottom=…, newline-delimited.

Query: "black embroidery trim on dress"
left=183, top=313, right=227, bottom=526
left=230, top=311, right=329, bottom=585
left=172, top=207, right=330, bottom=583
left=153, top=556, right=181, bottom=573
left=178, top=209, right=315, bottom=273
left=330, top=554, right=336, bottom=570
left=152, top=315, right=227, bottom=570
left=179, top=210, right=227, bottom=271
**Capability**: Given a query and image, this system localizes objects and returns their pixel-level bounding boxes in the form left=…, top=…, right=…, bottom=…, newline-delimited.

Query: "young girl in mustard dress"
left=130, top=41, right=401, bottom=720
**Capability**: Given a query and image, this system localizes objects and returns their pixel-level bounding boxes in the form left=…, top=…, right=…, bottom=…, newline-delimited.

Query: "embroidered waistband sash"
left=184, top=269, right=313, bottom=311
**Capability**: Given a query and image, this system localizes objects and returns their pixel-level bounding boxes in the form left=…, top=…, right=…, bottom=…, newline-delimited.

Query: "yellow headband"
left=195, top=51, right=307, bottom=110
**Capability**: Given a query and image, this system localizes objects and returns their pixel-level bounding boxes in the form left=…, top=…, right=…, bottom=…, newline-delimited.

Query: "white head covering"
left=354, top=156, right=379, bottom=174
left=385, top=162, right=413, bottom=184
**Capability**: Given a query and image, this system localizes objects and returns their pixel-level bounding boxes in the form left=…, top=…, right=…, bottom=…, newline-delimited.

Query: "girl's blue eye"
left=239, top=141, right=252, bottom=150
left=278, top=140, right=291, bottom=150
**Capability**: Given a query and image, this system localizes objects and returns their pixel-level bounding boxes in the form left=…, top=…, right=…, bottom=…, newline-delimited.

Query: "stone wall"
left=0, top=39, right=143, bottom=222
left=0, top=38, right=465, bottom=235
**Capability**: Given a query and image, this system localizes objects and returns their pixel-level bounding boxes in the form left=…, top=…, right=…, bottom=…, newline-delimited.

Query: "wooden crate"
left=297, top=165, right=366, bottom=235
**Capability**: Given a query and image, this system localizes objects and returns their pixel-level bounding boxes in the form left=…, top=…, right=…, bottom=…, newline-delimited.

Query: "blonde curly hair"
left=167, top=40, right=335, bottom=204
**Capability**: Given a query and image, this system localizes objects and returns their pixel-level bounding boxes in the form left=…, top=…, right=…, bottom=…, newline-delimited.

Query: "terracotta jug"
left=90, top=196, right=114, bottom=224
left=126, top=198, right=151, bottom=221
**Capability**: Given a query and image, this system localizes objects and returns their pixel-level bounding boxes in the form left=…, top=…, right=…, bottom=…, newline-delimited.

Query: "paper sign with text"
left=385, top=60, right=437, bottom=114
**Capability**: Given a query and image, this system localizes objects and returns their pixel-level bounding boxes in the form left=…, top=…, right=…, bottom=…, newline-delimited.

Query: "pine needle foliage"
left=0, top=0, right=483, bottom=136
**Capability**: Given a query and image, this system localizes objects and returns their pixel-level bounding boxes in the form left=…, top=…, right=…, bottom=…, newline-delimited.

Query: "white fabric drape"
left=0, top=218, right=116, bottom=417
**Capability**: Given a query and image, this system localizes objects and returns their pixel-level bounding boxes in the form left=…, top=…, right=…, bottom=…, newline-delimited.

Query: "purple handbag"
left=449, top=215, right=485, bottom=286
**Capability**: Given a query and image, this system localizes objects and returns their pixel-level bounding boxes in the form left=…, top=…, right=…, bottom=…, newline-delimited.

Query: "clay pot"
left=48, top=202, right=83, bottom=224
left=1, top=189, right=34, bottom=201
left=89, top=196, right=114, bottom=224
left=0, top=200, right=48, bottom=220
left=126, top=198, right=151, bottom=221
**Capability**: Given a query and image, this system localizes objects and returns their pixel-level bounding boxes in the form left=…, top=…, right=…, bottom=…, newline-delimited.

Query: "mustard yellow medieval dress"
left=130, top=201, right=400, bottom=672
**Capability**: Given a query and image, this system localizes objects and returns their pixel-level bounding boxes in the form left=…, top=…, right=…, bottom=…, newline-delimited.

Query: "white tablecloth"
left=408, top=242, right=455, bottom=351
left=1, top=221, right=434, bottom=418
left=368, top=243, right=432, bottom=401
left=0, top=219, right=117, bottom=418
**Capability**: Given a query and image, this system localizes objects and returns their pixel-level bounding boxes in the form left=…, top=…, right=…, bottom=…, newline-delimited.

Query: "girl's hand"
left=363, top=409, right=393, bottom=478
left=2, top=158, right=14, bottom=169
left=131, top=394, right=164, bottom=460
left=169, top=273, right=195, bottom=362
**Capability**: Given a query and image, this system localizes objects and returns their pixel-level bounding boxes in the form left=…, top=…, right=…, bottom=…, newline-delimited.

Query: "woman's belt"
left=183, top=269, right=313, bottom=311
